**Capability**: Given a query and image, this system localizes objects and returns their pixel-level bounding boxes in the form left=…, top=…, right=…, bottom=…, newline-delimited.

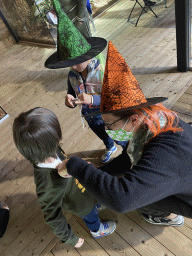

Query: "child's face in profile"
left=71, top=59, right=91, bottom=73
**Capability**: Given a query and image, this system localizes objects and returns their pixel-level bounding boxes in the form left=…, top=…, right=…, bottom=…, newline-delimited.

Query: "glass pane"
left=0, top=0, right=55, bottom=45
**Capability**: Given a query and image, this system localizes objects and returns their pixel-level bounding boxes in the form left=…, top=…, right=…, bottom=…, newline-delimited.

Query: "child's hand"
left=77, top=93, right=93, bottom=105
left=57, top=159, right=72, bottom=178
left=74, top=238, right=84, bottom=248
left=65, top=94, right=77, bottom=107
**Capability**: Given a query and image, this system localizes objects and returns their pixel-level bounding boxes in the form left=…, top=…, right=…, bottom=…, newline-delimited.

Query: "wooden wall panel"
left=0, top=17, right=15, bottom=54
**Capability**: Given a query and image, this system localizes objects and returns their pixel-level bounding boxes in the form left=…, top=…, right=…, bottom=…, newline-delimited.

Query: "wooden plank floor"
left=0, top=0, right=192, bottom=255
left=171, top=85, right=192, bottom=123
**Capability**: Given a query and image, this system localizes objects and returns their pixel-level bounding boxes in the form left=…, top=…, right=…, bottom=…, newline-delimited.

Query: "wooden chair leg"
left=135, top=8, right=145, bottom=27
left=145, top=2, right=158, bottom=17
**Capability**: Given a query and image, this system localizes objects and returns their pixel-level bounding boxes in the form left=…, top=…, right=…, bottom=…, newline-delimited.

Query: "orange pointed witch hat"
left=100, top=41, right=148, bottom=112
left=85, top=41, right=167, bottom=116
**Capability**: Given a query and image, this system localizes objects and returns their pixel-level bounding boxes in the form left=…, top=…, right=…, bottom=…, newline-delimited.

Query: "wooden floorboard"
left=0, top=0, right=192, bottom=255
left=171, top=85, right=192, bottom=123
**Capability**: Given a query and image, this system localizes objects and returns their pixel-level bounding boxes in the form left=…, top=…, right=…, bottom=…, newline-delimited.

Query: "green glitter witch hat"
left=45, top=0, right=107, bottom=69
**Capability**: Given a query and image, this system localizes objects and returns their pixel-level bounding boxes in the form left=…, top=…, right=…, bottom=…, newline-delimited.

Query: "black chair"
left=127, top=0, right=166, bottom=27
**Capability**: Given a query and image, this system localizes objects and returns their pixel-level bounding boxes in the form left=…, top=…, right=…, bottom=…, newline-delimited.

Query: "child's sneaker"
left=101, top=145, right=117, bottom=163
left=90, top=221, right=116, bottom=238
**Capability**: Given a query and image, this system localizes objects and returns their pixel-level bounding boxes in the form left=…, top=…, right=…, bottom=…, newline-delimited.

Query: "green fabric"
left=52, top=0, right=91, bottom=60
left=127, top=126, right=152, bottom=166
left=34, top=166, right=96, bottom=245
left=106, top=130, right=133, bottom=141
left=127, top=115, right=166, bottom=165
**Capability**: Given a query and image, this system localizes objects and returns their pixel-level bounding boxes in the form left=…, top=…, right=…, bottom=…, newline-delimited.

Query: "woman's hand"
left=76, top=93, right=93, bottom=105
left=57, top=159, right=71, bottom=178
left=74, top=238, right=84, bottom=248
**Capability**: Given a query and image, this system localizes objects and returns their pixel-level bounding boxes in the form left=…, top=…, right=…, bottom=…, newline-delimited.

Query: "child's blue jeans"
left=83, top=205, right=100, bottom=232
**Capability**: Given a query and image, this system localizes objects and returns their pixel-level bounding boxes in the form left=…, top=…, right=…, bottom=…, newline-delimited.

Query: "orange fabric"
left=100, top=41, right=147, bottom=112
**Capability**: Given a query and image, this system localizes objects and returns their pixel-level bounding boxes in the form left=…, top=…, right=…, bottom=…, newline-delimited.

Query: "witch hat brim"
left=84, top=97, right=168, bottom=117
left=45, top=37, right=107, bottom=69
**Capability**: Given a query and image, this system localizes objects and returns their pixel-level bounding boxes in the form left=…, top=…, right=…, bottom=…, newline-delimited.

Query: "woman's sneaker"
left=90, top=221, right=116, bottom=238
left=101, top=145, right=117, bottom=163
left=141, top=213, right=184, bottom=226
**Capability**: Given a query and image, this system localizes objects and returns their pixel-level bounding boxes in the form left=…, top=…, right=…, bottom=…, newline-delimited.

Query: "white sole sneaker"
left=141, top=213, right=184, bottom=226
left=101, top=146, right=117, bottom=163
left=90, top=221, right=116, bottom=238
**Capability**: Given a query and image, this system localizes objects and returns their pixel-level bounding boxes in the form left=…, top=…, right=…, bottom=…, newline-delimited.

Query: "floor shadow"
left=0, top=159, right=33, bottom=183
left=131, top=66, right=178, bottom=75
left=0, top=149, right=106, bottom=184
left=0, top=167, right=167, bottom=255
left=99, top=1, right=175, bottom=29
left=1, top=65, right=69, bottom=92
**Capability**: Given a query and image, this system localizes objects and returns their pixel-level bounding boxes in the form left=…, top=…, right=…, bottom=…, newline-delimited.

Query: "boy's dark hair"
left=13, top=107, right=62, bottom=164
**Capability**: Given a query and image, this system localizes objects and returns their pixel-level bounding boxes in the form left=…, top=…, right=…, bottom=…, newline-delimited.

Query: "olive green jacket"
left=33, top=155, right=96, bottom=246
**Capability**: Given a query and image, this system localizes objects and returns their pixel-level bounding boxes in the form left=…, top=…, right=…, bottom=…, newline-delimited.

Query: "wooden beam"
left=175, top=0, right=191, bottom=72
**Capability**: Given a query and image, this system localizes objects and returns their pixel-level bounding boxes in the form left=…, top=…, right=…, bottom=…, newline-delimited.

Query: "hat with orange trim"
left=84, top=41, right=167, bottom=116
left=44, top=0, right=107, bottom=69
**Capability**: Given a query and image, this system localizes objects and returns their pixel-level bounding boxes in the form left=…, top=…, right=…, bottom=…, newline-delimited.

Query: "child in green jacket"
left=13, top=107, right=116, bottom=248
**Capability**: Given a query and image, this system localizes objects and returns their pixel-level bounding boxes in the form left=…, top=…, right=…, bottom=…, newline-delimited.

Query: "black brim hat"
left=84, top=97, right=167, bottom=116
left=45, top=37, right=107, bottom=69
left=45, top=0, right=107, bottom=69
left=84, top=41, right=167, bottom=117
